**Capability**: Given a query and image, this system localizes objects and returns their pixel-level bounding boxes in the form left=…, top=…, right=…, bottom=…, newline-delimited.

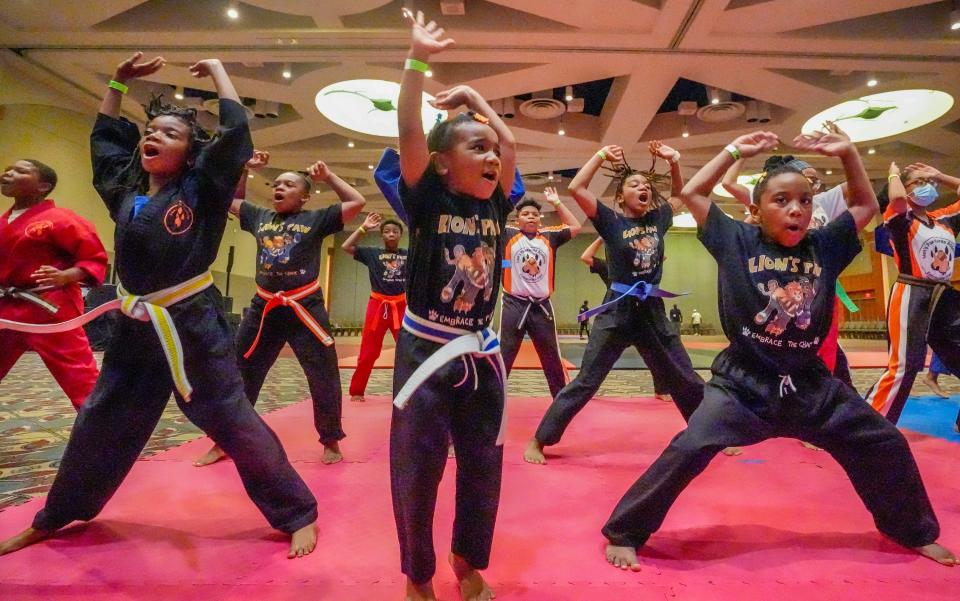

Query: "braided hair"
left=602, top=156, right=670, bottom=209
left=751, top=155, right=805, bottom=205
left=118, top=94, right=216, bottom=193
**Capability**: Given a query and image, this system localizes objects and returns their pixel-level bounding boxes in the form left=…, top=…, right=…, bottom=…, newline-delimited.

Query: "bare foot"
left=0, top=527, right=53, bottom=556
left=721, top=446, right=743, bottom=456
left=405, top=578, right=438, bottom=601
left=915, top=542, right=958, bottom=566
left=449, top=552, right=495, bottom=601
left=288, top=522, right=317, bottom=559
left=800, top=440, right=824, bottom=451
left=522, top=438, right=547, bottom=465
left=654, top=393, right=673, bottom=403
left=193, top=444, right=227, bottom=467
left=923, top=373, right=950, bottom=398
left=322, top=441, right=343, bottom=465
left=448, top=443, right=456, bottom=459
left=605, top=544, right=642, bottom=571
left=350, top=395, right=365, bottom=403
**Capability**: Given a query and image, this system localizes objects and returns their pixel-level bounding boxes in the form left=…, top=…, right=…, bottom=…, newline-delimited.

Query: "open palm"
left=406, top=10, right=455, bottom=56
left=792, top=131, right=851, bottom=158
left=114, top=51, right=165, bottom=82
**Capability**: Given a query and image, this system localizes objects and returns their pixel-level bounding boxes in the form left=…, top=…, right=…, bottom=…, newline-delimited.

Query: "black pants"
left=579, top=321, right=590, bottom=338
left=865, top=284, right=960, bottom=428
left=33, top=287, right=318, bottom=534
left=499, top=293, right=567, bottom=398
left=535, top=295, right=703, bottom=447
left=602, top=350, right=940, bottom=550
left=390, top=330, right=504, bottom=584
left=236, top=291, right=344, bottom=445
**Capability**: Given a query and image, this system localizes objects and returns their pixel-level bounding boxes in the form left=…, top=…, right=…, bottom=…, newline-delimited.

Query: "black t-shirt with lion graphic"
left=590, top=201, right=672, bottom=286
left=400, top=170, right=515, bottom=332
left=698, top=203, right=861, bottom=374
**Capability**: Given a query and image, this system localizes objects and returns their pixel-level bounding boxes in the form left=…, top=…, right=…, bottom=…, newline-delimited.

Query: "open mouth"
left=638, top=192, right=649, bottom=203
left=142, top=144, right=160, bottom=159
left=273, top=191, right=285, bottom=202
left=481, top=171, right=498, bottom=183
left=786, top=224, right=802, bottom=232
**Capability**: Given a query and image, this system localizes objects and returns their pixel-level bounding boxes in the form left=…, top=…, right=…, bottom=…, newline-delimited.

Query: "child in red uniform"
left=0, top=159, right=107, bottom=408
left=341, top=212, right=407, bottom=402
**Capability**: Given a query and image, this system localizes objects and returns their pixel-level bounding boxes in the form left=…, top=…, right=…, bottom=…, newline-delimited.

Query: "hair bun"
left=761, top=154, right=793, bottom=172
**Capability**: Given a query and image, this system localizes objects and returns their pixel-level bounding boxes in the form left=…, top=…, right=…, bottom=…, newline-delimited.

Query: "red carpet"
left=2, top=395, right=959, bottom=599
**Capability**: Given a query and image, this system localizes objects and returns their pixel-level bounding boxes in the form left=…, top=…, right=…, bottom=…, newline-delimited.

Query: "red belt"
left=244, top=280, right=333, bottom=358
left=370, top=291, right=406, bottom=330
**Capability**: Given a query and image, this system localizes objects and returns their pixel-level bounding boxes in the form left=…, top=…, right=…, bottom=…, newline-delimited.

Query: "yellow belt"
left=0, top=271, right=214, bottom=402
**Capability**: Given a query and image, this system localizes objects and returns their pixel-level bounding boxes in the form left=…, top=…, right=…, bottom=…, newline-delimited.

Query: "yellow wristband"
left=357, top=226, right=367, bottom=234
left=888, top=173, right=900, bottom=181
left=108, top=80, right=129, bottom=94
left=404, top=58, right=429, bottom=73
left=596, top=150, right=607, bottom=161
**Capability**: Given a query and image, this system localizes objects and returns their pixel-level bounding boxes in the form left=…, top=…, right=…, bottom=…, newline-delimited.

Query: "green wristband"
left=596, top=150, right=607, bottom=161
left=404, top=58, right=429, bottom=73
left=108, top=80, right=129, bottom=94
left=724, top=144, right=742, bottom=161
left=888, top=173, right=900, bottom=181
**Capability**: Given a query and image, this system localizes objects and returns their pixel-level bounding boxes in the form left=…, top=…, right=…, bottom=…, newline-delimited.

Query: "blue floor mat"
left=899, top=395, right=960, bottom=443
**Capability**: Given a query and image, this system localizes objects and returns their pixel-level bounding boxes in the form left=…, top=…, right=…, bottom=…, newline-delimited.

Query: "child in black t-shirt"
left=602, top=130, right=955, bottom=569
left=0, top=53, right=319, bottom=560
left=390, top=10, right=517, bottom=601
left=525, top=141, right=705, bottom=465
left=341, top=212, right=408, bottom=402
left=193, top=156, right=366, bottom=468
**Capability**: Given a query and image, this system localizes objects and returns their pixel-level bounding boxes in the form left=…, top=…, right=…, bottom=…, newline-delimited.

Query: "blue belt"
left=578, top=280, right=688, bottom=322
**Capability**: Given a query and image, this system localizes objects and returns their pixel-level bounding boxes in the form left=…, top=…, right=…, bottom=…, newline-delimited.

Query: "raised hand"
left=307, top=160, right=331, bottom=183
left=543, top=186, right=560, bottom=203
left=889, top=161, right=901, bottom=178
left=114, top=51, right=165, bottom=83
left=822, top=120, right=851, bottom=143
left=188, top=59, right=225, bottom=79
left=362, top=212, right=382, bottom=230
left=792, top=130, right=853, bottom=158
left=430, top=85, right=477, bottom=111
left=730, top=131, right=780, bottom=159
left=599, top=145, right=625, bottom=165
left=246, top=150, right=270, bottom=170
left=404, top=9, right=455, bottom=57
left=905, top=162, right=941, bottom=181
left=648, top=140, right=679, bottom=162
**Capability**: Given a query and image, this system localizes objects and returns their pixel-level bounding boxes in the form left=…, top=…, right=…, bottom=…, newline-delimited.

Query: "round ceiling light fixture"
left=315, top=79, right=446, bottom=138
left=801, top=89, right=953, bottom=143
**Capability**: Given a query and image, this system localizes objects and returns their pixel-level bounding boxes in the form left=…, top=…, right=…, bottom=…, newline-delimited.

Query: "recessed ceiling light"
left=282, top=63, right=292, bottom=79
left=564, top=85, right=573, bottom=102
left=347, top=140, right=355, bottom=148
left=425, top=70, right=433, bottom=78
left=226, top=7, right=239, bottom=19
left=247, top=173, right=254, bottom=179
left=557, top=128, right=565, bottom=136
left=174, top=85, right=184, bottom=100
left=712, top=173, right=762, bottom=199
left=801, top=89, right=954, bottom=142
left=867, top=78, right=878, bottom=87
left=825, top=169, right=833, bottom=175
left=867, top=148, right=876, bottom=154
left=315, top=79, right=446, bottom=137
left=368, top=164, right=374, bottom=169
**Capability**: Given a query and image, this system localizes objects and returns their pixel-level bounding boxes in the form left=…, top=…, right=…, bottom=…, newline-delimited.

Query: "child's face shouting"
left=271, top=172, right=309, bottom=214
left=751, top=172, right=814, bottom=247
left=619, top=174, right=654, bottom=217
left=435, top=121, right=502, bottom=199
left=139, top=115, right=192, bottom=176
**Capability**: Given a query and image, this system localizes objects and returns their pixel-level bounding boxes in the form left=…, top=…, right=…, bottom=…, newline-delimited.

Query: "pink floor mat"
left=1, top=394, right=959, bottom=599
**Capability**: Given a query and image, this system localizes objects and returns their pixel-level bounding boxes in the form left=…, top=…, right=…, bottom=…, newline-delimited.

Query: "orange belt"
left=244, top=280, right=333, bottom=358
left=370, top=291, right=405, bottom=330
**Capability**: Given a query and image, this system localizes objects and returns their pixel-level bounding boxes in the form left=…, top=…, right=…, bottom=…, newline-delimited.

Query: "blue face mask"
left=910, top=183, right=938, bottom=207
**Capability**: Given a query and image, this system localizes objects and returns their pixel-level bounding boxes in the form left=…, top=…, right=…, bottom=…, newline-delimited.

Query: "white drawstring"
left=779, top=374, right=796, bottom=397
left=453, top=355, right=479, bottom=390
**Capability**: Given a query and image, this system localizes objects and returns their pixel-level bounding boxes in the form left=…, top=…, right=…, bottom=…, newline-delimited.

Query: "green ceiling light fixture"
left=315, top=79, right=446, bottom=138
left=802, top=89, right=954, bottom=143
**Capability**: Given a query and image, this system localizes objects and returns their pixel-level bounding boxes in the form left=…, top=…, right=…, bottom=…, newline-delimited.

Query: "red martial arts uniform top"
left=0, top=199, right=108, bottom=323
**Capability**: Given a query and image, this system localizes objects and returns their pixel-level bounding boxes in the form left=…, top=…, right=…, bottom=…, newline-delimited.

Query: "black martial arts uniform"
left=534, top=202, right=703, bottom=448
left=32, top=99, right=317, bottom=535
left=499, top=224, right=572, bottom=398
left=602, top=205, right=940, bottom=551
left=235, top=201, right=345, bottom=446
left=391, top=169, right=514, bottom=584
